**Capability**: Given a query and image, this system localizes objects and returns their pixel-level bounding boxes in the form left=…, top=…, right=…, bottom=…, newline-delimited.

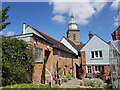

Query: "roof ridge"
left=27, top=25, right=75, bottom=54
left=28, top=24, right=63, bottom=44
left=94, top=34, right=110, bottom=45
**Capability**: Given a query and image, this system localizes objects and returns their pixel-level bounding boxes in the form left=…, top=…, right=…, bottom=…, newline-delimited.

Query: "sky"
left=1, top=0, right=119, bottom=43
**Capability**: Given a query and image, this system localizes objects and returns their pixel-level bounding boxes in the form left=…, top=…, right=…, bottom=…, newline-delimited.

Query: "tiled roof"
left=27, top=25, right=75, bottom=54
left=112, top=26, right=120, bottom=34
left=76, top=44, right=86, bottom=50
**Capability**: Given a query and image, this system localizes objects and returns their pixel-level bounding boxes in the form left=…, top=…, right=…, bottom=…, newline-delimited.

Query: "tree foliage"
left=41, top=57, right=47, bottom=84
left=0, top=6, right=11, bottom=31
left=2, top=37, right=35, bottom=86
left=56, top=60, right=59, bottom=78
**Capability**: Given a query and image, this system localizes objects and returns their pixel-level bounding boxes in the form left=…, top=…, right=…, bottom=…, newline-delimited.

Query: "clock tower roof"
left=69, top=15, right=76, bottom=24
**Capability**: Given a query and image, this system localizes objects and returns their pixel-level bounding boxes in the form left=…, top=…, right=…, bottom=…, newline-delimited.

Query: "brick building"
left=14, top=24, right=81, bottom=85
left=111, top=26, right=120, bottom=40
left=110, top=26, right=120, bottom=89
left=12, top=15, right=112, bottom=84
left=62, top=33, right=110, bottom=79
left=61, top=16, right=110, bottom=79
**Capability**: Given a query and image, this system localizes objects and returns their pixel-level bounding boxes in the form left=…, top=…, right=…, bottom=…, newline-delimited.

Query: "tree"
left=0, top=6, right=11, bottom=31
left=56, top=61, right=59, bottom=78
left=2, top=37, right=35, bottom=86
left=41, top=57, right=47, bottom=84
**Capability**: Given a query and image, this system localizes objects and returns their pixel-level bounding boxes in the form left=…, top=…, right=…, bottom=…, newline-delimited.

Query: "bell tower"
left=67, top=15, right=80, bottom=44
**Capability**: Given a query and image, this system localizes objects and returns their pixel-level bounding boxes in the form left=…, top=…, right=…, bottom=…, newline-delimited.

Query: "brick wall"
left=30, top=36, right=81, bottom=85
left=80, top=51, right=86, bottom=73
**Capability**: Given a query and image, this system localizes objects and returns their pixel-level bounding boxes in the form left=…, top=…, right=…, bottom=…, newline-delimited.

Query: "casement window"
left=58, top=50, right=61, bottom=57
left=91, top=51, right=103, bottom=59
left=94, top=66, right=104, bottom=72
left=35, top=48, right=42, bottom=62
left=87, top=66, right=92, bottom=73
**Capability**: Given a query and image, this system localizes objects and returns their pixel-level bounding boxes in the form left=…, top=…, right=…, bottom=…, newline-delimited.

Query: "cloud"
left=111, top=0, right=119, bottom=10
left=6, top=31, right=15, bottom=36
left=50, top=0, right=108, bottom=25
left=51, top=15, right=66, bottom=23
left=114, top=12, right=120, bottom=26
left=111, top=0, right=120, bottom=26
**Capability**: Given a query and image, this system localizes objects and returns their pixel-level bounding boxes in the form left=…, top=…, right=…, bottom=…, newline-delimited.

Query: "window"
left=91, top=51, right=103, bottom=59
left=58, top=50, right=61, bottom=57
left=87, top=66, right=92, bottom=73
left=73, top=34, right=76, bottom=40
left=95, top=66, right=104, bottom=72
left=35, top=48, right=42, bottom=62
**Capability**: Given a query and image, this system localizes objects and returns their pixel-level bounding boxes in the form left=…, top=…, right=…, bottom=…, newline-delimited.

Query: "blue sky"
left=2, top=1, right=118, bottom=43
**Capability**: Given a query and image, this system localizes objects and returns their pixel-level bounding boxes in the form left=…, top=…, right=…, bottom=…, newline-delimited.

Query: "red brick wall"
left=80, top=51, right=86, bottom=73
left=80, top=51, right=110, bottom=78
left=104, top=65, right=110, bottom=76
left=30, top=36, right=81, bottom=85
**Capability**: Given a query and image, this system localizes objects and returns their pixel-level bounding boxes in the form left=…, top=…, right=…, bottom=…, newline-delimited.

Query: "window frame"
left=90, top=50, right=103, bottom=59
left=94, top=66, right=104, bottom=72
left=35, top=47, right=43, bottom=62
left=87, top=66, right=92, bottom=73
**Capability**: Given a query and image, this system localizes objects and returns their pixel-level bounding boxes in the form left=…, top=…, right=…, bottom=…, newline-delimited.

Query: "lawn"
left=1, top=84, right=112, bottom=90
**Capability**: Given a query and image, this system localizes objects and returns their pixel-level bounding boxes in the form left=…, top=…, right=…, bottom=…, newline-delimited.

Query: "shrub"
left=82, top=78, right=91, bottom=86
left=41, top=57, right=47, bottom=84
left=90, top=78, right=105, bottom=87
left=63, top=78, right=68, bottom=82
left=82, top=78, right=106, bottom=87
left=2, top=37, right=35, bottom=86
left=67, top=73, right=71, bottom=77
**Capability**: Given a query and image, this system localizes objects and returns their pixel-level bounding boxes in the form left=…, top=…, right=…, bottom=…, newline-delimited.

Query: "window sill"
left=90, top=58, right=103, bottom=60
left=35, top=61, right=43, bottom=63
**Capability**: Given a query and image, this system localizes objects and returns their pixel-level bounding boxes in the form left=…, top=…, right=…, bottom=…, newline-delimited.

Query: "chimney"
left=89, top=31, right=93, bottom=40
left=23, top=23, right=26, bottom=34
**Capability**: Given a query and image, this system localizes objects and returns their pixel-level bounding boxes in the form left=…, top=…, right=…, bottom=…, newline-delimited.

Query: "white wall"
left=81, top=35, right=110, bottom=65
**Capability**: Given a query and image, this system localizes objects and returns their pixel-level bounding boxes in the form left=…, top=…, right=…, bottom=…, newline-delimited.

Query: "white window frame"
left=86, top=66, right=92, bottom=73
left=35, top=48, right=42, bottom=62
left=90, top=50, right=103, bottom=59
left=94, top=66, right=104, bottom=73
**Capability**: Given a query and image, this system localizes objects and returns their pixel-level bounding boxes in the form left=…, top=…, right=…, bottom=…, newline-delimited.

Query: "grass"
left=1, top=84, right=112, bottom=90
left=1, top=83, right=51, bottom=89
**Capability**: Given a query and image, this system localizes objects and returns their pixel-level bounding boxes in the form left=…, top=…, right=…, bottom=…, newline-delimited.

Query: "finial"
left=71, top=13, right=74, bottom=18
left=89, top=31, right=92, bottom=34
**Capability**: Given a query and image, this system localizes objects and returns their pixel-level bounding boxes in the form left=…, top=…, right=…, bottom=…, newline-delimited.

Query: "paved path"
left=59, top=78, right=81, bottom=88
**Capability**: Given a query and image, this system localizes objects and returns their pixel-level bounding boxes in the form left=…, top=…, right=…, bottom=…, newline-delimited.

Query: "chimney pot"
left=23, top=23, right=26, bottom=34
left=89, top=31, right=93, bottom=40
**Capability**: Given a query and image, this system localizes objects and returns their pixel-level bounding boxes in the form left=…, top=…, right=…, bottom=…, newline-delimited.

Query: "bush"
left=2, top=37, right=35, bottom=86
left=82, top=78, right=91, bottom=86
left=90, top=78, right=105, bottom=87
left=63, top=78, right=68, bottom=82
left=82, top=78, right=106, bottom=87
left=67, top=73, right=71, bottom=77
